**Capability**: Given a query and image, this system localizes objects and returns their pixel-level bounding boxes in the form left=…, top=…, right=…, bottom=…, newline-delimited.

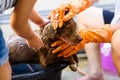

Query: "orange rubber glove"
left=51, top=24, right=113, bottom=57
left=48, top=0, right=90, bottom=29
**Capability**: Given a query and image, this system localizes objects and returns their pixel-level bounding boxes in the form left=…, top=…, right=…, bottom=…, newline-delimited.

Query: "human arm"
left=48, top=0, right=99, bottom=29
left=10, top=0, right=43, bottom=50
left=52, top=24, right=112, bottom=57
left=29, top=9, right=49, bottom=28
left=52, top=23, right=120, bottom=57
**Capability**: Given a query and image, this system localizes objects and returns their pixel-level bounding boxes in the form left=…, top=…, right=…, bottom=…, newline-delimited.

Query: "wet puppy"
left=6, top=19, right=82, bottom=71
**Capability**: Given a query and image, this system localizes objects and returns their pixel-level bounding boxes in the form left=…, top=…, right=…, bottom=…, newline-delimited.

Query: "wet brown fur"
left=6, top=19, right=82, bottom=71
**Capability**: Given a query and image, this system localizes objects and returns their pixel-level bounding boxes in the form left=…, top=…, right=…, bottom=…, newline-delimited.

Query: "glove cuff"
left=79, top=24, right=112, bottom=43
left=75, top=0, right=91, bottom=13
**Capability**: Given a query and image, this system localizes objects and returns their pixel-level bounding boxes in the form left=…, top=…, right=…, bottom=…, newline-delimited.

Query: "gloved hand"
left=48, top=0, right=90, bottom=29
left=51, top=39, right=84, bottom=57
left=52, top=24, right=113, bottom=57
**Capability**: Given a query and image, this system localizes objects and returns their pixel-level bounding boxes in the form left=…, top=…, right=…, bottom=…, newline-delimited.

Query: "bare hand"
left=26, top=32, right=44, bottom=51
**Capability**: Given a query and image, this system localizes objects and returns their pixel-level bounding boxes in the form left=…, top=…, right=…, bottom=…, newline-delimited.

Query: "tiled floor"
left=62, top=69, right=120, bottom=80
left=61, top=57, right=120, bottom=80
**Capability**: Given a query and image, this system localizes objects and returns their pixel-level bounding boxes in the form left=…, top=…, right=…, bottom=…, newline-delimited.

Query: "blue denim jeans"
left=0, top=28, right=9, bottom=66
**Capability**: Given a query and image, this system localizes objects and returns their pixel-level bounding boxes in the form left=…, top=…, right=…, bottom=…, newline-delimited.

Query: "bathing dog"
left=6, top=18, right=82, bottom=71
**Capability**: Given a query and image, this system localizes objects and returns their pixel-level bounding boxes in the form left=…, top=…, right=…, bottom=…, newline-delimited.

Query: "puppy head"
left=37, top=19, right=81, bottom=68
left=56, top=19, right=82, bottom=45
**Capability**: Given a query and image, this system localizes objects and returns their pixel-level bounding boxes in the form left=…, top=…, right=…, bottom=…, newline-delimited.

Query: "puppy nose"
left=72, top=36, right=82, bottom=46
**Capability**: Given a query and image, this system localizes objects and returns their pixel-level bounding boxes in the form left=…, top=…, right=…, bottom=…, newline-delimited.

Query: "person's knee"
left=112, top=29, right=120, bottom=54
left=111, top=30, right=120, bottom=75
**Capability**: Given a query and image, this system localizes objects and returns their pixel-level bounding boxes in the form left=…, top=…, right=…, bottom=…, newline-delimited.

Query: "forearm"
left=10, top=0, right=37, bottom=40
left=29, top=9, right=45, bottom=25
left=11, top=21, right=36, bottom=40
left=79, top=24, right=112, bottom=43
left=70, top=0, right=99, bottom=14
left=70, top=0, right=99, bottom=4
